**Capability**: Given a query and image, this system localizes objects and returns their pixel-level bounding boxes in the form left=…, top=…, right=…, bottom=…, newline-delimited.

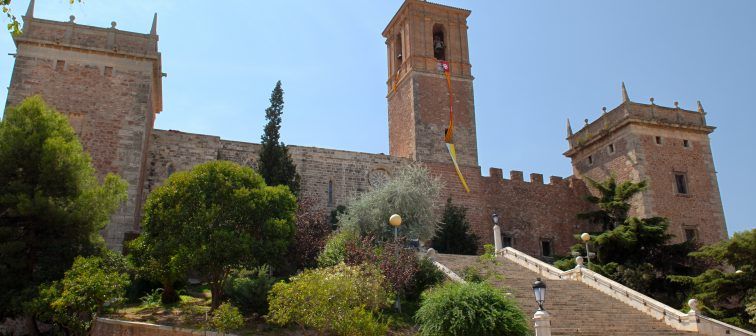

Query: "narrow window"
left=541, top=240, right=552, bottom=257
left=432, top=24, right=446, bottom=60
left=327, top=180, right=334, bottom=206
left=684, top=228, right=697, bottom=242
left=502, top=235, right=513, bottom=248
left=588, top=155, right=593, bottom=165
left=608, top=143, right=615, bottom=154
left=55, top=60, right=65, bottom=72
left=655, top=136, right=662, bottom=145
left=104, top=66, right=113, bottom=77
left=675, top=173, right=688, bottom=194
left=683, top=139, right=690, bottom=148
left=394, top=33, right=403, bottom=69
left=166, top=163, right=175, bottom=176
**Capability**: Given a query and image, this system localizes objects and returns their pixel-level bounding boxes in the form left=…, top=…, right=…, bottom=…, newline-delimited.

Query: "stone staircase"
left=435, top=253, right=697, bottom=336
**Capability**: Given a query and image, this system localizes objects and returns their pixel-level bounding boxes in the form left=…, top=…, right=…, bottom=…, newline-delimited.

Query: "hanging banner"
left=439, top=61, right=470, bottom=193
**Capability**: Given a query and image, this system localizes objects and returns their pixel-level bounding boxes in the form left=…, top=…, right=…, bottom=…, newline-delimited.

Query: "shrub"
left=415, top=282, right=529, bottom=336
left=267, top=264, right=389, bottom=336
left=211, top=302, right=244, bottom=334
left=140, top=288, right=163, bottom=308
left=223, top=265, right=278, bottom=314
left=35, top=251, right=130, bottom=335
left=432, top=198, right=479, bottom=255
left=288, top=198, right=332, bottom=270
left=317, top=229, right=358, bottom=267
left=406, top=257, right=446, bottom=300
left=462, top=266, right=485, bottom=283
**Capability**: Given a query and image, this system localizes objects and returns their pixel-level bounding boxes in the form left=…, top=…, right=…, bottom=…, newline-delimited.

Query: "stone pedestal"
left=533, top=310, right=552, bottom=336
left=493, top=225, right=502, bottom=251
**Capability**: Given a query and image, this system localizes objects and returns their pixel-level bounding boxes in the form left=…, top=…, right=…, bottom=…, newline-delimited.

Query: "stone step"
left=436, top=254, right=698, bottom=335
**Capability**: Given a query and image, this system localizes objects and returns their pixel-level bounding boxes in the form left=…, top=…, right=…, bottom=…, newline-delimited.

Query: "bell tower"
left=384, top=0, right=478, bottom=167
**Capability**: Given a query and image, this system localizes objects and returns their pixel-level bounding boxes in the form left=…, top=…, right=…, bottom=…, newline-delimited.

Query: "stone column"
left=533, top=310, right=552, bottom=336
left=493, top=225, right=502, bottom=251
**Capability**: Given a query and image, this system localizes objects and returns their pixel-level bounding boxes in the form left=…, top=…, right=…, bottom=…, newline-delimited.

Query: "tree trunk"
left=210, top=282, right=223, bottom=311
left=24, top=314, right=40, bottom=336
left=161, top=281, right=180, bottom=304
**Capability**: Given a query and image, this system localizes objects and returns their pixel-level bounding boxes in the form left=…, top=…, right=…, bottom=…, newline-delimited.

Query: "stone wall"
left=6, top=15, right=162, bottom=251
left=91, top=318, right=231, bottom=336
left=145, top=130, right=411, bottom=215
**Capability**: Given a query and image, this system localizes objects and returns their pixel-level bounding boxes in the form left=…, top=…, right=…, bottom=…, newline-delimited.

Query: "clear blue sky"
left=1, top=1, right=754, bottom=235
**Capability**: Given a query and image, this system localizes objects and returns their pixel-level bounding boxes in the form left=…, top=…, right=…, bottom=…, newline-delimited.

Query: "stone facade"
left=3, top=0, right=728, bottom=257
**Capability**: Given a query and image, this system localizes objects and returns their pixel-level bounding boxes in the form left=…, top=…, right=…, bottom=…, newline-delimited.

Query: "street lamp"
left=532, top=278, right=546, bottom=311
left=492, top=212, right=502, bottom=251
left=572, top=233, right=596, bottom=266
left=389, top=214, right=402, bottom=312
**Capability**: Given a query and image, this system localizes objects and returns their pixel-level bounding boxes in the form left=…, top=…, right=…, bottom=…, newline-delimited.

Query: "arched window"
left=394, top=33, right=403, bottom=72
left=327, top=180, right=334, bottom=206
left=432, top=24, right=446, bottom=60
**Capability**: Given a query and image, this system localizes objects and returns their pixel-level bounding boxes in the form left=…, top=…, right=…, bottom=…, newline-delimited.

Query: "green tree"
left=431, top=198, right=479, bottom=255
left=258, top=81, right=300, bottom=195
left=577, top=175, right=647, bottom=231
left=34, top=251, right=130, bottom=335
left=671, top=229, right=756, bottom=330
left=0, top=96, right=127, bottom=330
left=338, top=164, right=442, bottom=242
left=135, top=161, right=296, bottom=309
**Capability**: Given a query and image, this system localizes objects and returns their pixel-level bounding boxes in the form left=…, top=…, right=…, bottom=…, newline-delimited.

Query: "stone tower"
left=564, top=85, right=727, bottom=245
left=383, top=0, right=478, bottom=167
left=6, top=0, right=164, bottom=251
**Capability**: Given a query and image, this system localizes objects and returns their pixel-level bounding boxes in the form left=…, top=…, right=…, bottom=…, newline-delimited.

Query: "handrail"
left=494, top=247, right=755, bottom=336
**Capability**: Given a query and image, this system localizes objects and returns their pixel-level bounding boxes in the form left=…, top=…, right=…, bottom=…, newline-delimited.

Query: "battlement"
left=16, top=3, right=159, bottom=59
left=565, top=100, right=713, bottom=155
left=487, top=167, right=568, bottom=186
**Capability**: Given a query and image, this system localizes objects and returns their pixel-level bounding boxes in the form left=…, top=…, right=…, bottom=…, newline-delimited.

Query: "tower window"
left=104, top=66, right=113, bottom=77
left=683, top=139, right=690, bottom=148
left=55, top=60, right=65, bottom=72
left=675, top=173, right=688, bottom=194
left=655, top=136, right=662, bottom=145
left=394, top=34, right=403, bottom=65
left=540, top=239, right=552, bottom=257
left=684, top=228, right=697, bottom=242
left=432, top=24, right=446, bottom=60
left=588, top=155, right=593, bottom=165
left=327, top=180, right=334, bottom=206
left=608, top=143, right=615, bottom=154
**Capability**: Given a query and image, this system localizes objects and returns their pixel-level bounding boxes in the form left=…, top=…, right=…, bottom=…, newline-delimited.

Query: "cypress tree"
left=431, top=198, right=479, bottom=255
left=258, top=81, right=300, bottom=195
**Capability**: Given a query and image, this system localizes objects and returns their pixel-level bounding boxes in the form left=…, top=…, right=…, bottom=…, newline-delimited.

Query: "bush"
left=406, top=257, right=446, bottom=300
left=35, top=251, right=130, bottom=335
left=211, top=302, right=244, bottom=334
left=415, top=282, right=529, bottom=336
left=267, top=264, right=389, bottom=336
left=223, top=265, right=278, bottom=314
left=317, top=229, right=358, bottom=267
left=462, top=266, right=485, bottom=283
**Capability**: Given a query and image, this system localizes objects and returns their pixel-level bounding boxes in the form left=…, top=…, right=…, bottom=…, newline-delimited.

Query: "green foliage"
left=34, top=251, right=130, bottom=335
left=553, top=257, right=577, bottom=271
left=140, top=288, right=163, bottom=308
left=577, top=175, right=647, bottom=231
left=133, top=160, right=296, bottom=309
left=3, top=0, right=80, bottom=35
left=288, top=198, right=332, bottom=271
left=258, top=80, right=301, bottom=195
left=0, top=96, right=127, bottom=317
left=223, top=265, right=279, bottom=315
left=415, top=281, right=529, bottom=336
left=338, top=164, right=442, bottom=242
left=211, top=302, right=244, bottom=334
left=462, top=266, right=485, bottom=283
left=267, top=263, right=389, bottom=336
left=593, top=216, right=671, bottom=265
left=407, top=257, right=446, bottom=300
left=317, top=229, right=358, bottom=267
left=671, top=229, right=756, bottom=331
left=431, top=198, right=479, bottom=255
left=479, top=244, right=497, bottom=263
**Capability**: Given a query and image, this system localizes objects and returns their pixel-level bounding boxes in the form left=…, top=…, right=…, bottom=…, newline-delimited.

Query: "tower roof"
left=382, top=0, right=470, bottom=37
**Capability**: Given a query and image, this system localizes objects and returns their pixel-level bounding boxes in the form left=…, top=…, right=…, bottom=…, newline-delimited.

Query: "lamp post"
left=572, top=233, right=595, bottom=267
left=492, top=212, right=502, bottom=251
left=532, top=278, right=552, bottom=336
left=389, top=214, right=402, bottom=312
